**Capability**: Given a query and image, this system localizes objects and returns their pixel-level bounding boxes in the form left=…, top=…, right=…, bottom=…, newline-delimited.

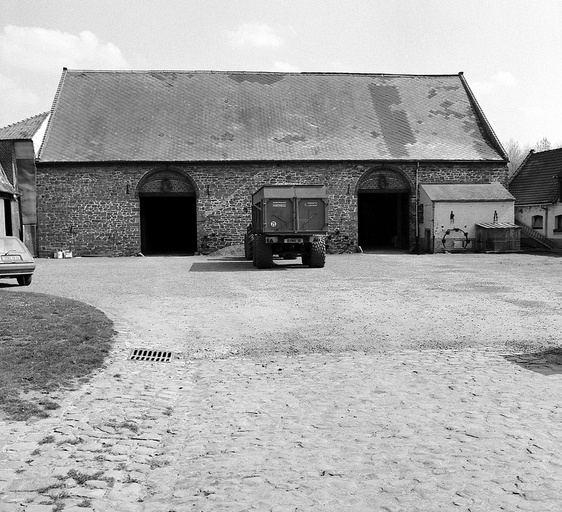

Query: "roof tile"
left=422, top=183, right=514, bottom=202
left=38, top=70, right=505, bottom=163
left=509, top=148, right=562, bottom=204
left=0, top=112, right=49, bottom=140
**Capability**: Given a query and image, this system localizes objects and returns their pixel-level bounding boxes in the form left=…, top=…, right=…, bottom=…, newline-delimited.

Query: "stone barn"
left=34, top=69, right=509, bottom=257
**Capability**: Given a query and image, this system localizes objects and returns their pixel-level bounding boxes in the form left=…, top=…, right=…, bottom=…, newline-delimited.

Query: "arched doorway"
left=357, top=168, right=411, bottom=250
left=137, top=169, right=197, bottom=255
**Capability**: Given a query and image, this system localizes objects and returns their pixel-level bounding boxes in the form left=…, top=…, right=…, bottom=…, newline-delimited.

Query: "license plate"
left=285, top=238, right=302, bottom=244
left=1, top=255, right=22, bottom=262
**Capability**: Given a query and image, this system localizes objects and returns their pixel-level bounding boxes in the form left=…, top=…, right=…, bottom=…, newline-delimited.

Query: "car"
left=0, top=236, right=36, bottom=286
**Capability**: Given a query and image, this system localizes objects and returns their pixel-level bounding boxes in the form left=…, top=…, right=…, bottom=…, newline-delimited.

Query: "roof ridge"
left=0, top=111, right=49, bottom=131
left=459, top=74, right=508, bottom=161
left=38, top=68, right=68, bottom=159
left=533, top=146, right=562, bottom=155
left=62, top=68, right=463, bottom=78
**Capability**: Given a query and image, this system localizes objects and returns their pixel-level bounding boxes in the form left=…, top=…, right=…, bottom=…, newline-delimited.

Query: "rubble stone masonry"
left=36, top=161, right=508, bottom=257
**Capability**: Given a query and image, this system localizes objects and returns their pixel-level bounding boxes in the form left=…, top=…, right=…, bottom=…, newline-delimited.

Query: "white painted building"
left=509, top=148, right=562, bottom=250
left=418, top=183, right=516, bottom=252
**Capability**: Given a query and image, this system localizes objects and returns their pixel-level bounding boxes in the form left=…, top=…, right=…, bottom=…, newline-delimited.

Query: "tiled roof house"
left=34, top=69, right=509, bottom=257
left=509, top=148, right=562, bottom=249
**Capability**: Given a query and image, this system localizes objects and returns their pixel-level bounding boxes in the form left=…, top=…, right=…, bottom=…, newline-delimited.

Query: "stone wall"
left=36, top=160, right=508, bottom=257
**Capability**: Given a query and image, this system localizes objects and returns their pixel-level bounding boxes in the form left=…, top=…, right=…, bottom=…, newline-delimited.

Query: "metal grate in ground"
left=129, top=349, right=173, bottom=362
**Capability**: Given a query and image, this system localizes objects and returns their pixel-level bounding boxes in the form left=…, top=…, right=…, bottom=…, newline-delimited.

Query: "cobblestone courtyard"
left=1, top=252, right=562, bottom=511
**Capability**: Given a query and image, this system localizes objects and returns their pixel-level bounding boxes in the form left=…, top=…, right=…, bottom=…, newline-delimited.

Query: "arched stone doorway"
left=357, top=168, right=411, bottom=250
left=137, top=169, right=197, bottom=255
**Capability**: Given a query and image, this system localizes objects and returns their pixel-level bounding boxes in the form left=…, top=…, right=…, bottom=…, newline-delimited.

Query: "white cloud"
left=227, top=24, right=285, bottom=47
left=470, top=71, right=516, bottom=96
left=272, top=61, right=300, bottom=72
left=0, top=72, right=42, bottom=127
left=0, top=73, right=37, bottom=105
left=0, top=25, right=129, bottom=73
left=493, top=71, right=516, bottom=88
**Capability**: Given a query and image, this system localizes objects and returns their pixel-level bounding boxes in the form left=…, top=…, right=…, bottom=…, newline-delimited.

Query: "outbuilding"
left=509, top=148, right=562, bottom=250
left=0, top=112, right=49, bottom=254
left=418, top=183, right=516, bottom=252
left=33, top=69, right=510, bottom=257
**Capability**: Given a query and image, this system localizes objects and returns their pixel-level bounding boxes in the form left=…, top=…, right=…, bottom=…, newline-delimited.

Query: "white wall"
left=418, top=191, right=515, bottom=252
left=515, top=203, right=562, bottom=247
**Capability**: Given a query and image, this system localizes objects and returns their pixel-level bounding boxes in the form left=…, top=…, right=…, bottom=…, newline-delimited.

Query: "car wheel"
left=17, top=275, right=32, bottom=286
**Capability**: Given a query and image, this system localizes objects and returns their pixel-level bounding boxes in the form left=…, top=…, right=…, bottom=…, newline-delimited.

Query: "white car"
left=0, top=236, right=36, bottom=286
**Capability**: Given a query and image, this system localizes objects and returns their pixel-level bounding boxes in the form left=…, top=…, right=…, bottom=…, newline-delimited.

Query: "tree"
left=504, top=138, right=531, bottom=177
left=534, top=136, right=552, bottom=152
left=504, top=137, right=562, bottom=178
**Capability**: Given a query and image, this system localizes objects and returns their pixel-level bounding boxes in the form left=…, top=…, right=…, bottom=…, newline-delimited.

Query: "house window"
left=532, top=215, right=544, bottom=229
left=555, top=215, right=562, bottom=232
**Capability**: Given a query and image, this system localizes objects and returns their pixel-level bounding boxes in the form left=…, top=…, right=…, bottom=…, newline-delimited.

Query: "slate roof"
left=476, top=222, right=519, bottom=229
left=0, top=112, right=49, bottom=140
left=38, top=69, right=507, bottom=163
left=421, top=183, right=515, bottom=202
left=508, top=148, right=562, bottom=204
left=0, top=163, right=15, bottom=195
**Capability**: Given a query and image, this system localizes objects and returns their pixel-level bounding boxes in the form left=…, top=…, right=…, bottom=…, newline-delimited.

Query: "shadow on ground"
left=504, top=349, right=562, bottom=376
left=190, top=257, right=314, bottom=272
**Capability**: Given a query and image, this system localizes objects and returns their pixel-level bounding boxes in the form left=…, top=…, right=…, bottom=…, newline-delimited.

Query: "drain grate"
left=129, top=349, right=173, bottom=363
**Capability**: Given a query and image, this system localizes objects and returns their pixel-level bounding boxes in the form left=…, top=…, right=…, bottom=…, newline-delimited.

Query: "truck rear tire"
left=309, top=237, right=326, bottom=268
left=244, top=230, right=254, bottom=260
left=254, top=235, right=273, bottom=269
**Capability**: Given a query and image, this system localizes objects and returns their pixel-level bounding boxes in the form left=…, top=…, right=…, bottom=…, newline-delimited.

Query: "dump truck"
left=244, top=185, right=328, bottom=269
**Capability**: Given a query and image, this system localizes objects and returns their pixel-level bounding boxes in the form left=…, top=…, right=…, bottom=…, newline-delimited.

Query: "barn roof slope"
left=509, top=148, right=562, bottom=204
left=38, top=69, right=507, bottom=163
left=422, top=182, right=515, bottom=202
left=0, top=163, right=15, bottom=194
left=0, top=112, right=49, bottom=140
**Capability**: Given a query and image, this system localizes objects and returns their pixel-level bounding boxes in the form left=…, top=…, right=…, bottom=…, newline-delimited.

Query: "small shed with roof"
left=418, top=183, right=516, bottom=252
left=33, top=69, right=510, bottom=257
left=509, top=148, right=562, bottom=250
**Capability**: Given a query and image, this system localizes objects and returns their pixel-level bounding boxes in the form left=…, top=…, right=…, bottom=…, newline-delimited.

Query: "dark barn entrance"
left=358, top=192, right=409, bottom=250
left=138, top=170, right=197, bottom=256
left=140, top=196, right=196, bottom=255
left=357, top=169, right=411, bottom=251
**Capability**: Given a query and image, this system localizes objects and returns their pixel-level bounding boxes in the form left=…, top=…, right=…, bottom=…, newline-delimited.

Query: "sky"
left=1, top=0, right=561, bottom=148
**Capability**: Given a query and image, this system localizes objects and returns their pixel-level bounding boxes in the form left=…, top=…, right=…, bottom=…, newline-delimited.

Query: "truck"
left=244, top=185, right=328, bottom=269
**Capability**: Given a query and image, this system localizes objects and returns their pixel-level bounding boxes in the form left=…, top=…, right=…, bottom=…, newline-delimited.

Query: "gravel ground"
left=15, top=248, right=562, bottom=358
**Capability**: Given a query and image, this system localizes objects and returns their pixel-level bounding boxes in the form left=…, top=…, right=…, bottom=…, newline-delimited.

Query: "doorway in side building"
left=138, top=170, right=197, bottom=255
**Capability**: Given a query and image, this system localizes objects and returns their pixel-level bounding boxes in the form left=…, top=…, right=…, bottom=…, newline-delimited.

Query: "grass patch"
left=0, top=291, right=115, bottom=421
left=66, top=469, right=105, bottom=485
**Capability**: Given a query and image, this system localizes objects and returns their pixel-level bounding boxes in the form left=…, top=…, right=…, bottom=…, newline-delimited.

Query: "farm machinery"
left=244, top=185, right=328, bottom=269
